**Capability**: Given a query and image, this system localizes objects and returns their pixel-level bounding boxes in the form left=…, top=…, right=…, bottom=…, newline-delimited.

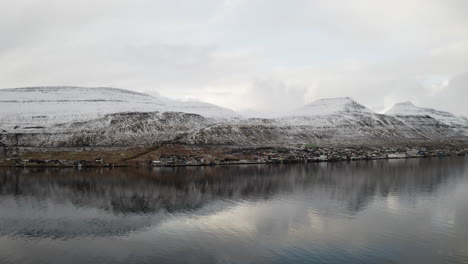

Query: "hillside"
left=0, top=86, right=240, bottom=132
left=386, top=101, right=468, bottom=136
left=1, top=88, right=468, bottom=148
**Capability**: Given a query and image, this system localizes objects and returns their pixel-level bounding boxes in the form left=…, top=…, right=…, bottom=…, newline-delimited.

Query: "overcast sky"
left=1, top=0, right=468, bottom=117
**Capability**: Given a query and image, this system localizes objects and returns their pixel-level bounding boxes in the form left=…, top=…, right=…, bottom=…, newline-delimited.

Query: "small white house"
left=406, top=149, right=420, bottom=157
left=388, top=153, right=407, bottom=159
left=318, top=155, right=328, bottom=161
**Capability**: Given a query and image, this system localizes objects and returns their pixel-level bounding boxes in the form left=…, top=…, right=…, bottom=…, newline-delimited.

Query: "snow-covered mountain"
left=386, top=101, right=468, bottom=136
left=292, top=97, right=374, bottom=116
left=0, top=86, right=240, bottom=132
left=1, top=89, right=468, bottom=148
left=387, top=101, right=462, bottom=123
left=186, top=98, right=468, bottom=146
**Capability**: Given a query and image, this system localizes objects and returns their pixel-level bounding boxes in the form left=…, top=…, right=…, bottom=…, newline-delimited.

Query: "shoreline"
left=2, top=153, right=466, bottom=168
left=2, top=144, right=467, bottom=168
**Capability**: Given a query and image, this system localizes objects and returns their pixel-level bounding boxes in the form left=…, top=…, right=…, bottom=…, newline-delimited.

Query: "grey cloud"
left=0, top=0, right=467, bottom=117
left=240, top=80, right=308, bottom=117
left=425, top=72, right=468, bottom=117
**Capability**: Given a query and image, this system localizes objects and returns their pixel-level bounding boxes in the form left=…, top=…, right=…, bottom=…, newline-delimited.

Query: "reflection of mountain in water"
left=0, top=157, right=466, bottom=239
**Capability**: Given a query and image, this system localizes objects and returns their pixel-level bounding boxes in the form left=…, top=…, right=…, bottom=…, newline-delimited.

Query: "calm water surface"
left=1, top=157, right=468, bottom=264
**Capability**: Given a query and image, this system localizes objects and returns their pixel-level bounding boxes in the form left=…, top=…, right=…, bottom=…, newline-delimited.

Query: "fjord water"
left=1, top=158, right=468, bottom=264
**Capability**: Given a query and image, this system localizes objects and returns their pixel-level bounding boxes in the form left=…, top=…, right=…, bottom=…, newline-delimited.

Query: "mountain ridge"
left=292, top=97, right=374, bottom=117
left=386, top=101, right=468, bottom=136
left=0, top=86, right=240, bottom=132
left=1, top=87, right=468, bottom=148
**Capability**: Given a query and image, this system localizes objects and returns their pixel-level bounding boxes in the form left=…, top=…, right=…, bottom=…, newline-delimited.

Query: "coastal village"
left=1, top=144, right=467, bottom=168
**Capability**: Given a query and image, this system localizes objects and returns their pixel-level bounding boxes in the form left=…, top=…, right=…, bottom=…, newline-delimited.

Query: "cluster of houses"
left=222, top=146, right=468, bottom=164
left=150, top=155, right=208, bottom=166
left=1, top=145, right=467, bottom=167
left=147, top=146, right=468, bottom=166
left=302, top=146, right=467, bottom=161
left=2, top=158, right=110, bottom=167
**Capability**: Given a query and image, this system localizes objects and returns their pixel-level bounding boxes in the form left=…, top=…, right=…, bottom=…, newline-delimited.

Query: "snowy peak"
left=386, top=101, right=455, bottom=118
left=0, top=86, right=240, bottom=131
left=1, top=86, right=151, bottom=96
left=0, top=86, right=240, bottom=117
left=386, top=101, right=468, bottom=129
left=292, top=97, right=373, bottom=116
left=0, top=86, right=158, bottom=102
left=2, top=88, right=468, bottom=148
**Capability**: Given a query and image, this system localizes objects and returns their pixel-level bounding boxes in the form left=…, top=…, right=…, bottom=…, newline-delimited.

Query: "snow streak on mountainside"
left=0, top=87, right=240, bottom=132
left=1, top=88, right=468, bottom=148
